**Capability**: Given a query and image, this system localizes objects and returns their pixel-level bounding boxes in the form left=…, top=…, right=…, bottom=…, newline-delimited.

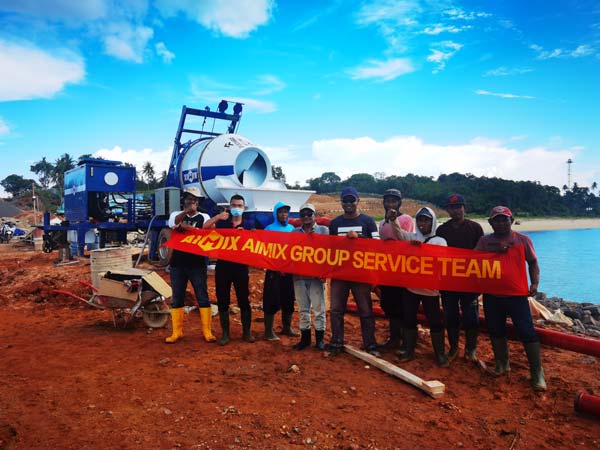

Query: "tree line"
left=303, top=171, right=600, bottom=217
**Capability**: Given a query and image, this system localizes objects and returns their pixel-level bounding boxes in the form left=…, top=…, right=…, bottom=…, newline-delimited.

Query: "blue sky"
left=1, top=0, right=599, bottom=196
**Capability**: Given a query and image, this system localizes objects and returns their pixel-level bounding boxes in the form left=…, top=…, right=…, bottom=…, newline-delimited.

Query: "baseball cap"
left=183, top=186, right=203, bottom=199
left=489, top=206, right=512, bottom=219
left=416, top=207, right=433, bottom=219
left=340, top=186, right=359, bottom=201
left=446, top=194, right=465, bottom=206
left=383, top=188, right=402, bottom=200
left=299, top=202, right=316, bottom=213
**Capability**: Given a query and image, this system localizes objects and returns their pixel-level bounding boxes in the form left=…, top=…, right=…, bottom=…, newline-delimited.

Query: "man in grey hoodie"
left=392, top=207, right=450, bottom=367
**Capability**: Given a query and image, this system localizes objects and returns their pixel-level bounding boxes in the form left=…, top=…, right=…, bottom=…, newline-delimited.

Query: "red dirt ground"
left=1, top=244, right=599, bottom=450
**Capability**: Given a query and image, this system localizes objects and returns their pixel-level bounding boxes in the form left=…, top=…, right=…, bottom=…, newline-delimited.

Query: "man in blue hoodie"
left=263, top=201, right=297, bottom=341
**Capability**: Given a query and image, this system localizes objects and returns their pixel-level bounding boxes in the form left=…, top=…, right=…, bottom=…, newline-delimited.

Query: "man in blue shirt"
left=263, top=201, right=297, bottom=341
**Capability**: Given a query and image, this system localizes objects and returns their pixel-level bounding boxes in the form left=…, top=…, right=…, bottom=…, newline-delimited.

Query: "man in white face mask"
left=204, top=194, right=256, bottom=345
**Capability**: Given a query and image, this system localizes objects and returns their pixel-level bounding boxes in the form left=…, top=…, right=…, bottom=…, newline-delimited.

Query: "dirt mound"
left=0, top=199, right=22, bottom=218
left=309, top=193, right=447, bottom=219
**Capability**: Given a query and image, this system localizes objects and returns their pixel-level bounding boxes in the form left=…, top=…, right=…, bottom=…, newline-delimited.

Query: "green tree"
left=30, top=157, right=54, bottom=189
left=142, top=161, right=157, bottom=188
left=1, top=174, right=37, bottom=197
left=271, top=165, right=286, bottom=183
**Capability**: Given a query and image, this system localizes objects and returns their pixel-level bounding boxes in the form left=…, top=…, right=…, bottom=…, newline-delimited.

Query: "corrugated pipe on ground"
left=345, top=303, right=600, bottom=358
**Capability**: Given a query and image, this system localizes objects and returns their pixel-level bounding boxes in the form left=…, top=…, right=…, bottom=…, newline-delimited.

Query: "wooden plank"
left=343, top=344, right=445, bottom=399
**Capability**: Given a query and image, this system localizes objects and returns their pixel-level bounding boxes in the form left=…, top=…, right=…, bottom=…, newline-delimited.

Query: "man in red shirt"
left=475, top=206, right=546, bottom=391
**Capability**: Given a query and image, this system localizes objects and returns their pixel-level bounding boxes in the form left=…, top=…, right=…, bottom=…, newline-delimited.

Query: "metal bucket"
left=90, top=246, right=132, bottom=287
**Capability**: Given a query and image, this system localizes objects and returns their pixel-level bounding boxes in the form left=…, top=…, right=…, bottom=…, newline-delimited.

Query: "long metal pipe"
left=345, top=303, right=600, bottom=358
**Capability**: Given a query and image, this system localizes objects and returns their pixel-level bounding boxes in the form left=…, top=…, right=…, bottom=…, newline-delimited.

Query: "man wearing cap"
left=326, top=187, right=381, bottom=357
left=378, top=188, right=414, bottom=351
left=292, top=203, right=329, bottom=350
left=262, top=201, right=297, bottom=341
left=475, top=206, right=546, bottom=391
left=436, top=194, right=484, bottom=361
left=203, top=194, right=256, bottom=345
left=164, top=187, right=217, bottom=344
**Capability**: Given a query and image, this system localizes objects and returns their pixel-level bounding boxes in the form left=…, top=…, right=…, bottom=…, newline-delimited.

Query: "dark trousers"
left=482, top=295, right=538, bottom=343
left=442, top=291, right=479, bottom=330
left=170, top=265, right=209, bottom=309
left=403, top=290, right=444, bottom=333
left=262, top=270, right=295, bottom=315
left=380, top=285, right=405, bottom=320
left=329, top=279, right=377, bottom=351
left=215, top=261, right=250, bottom=313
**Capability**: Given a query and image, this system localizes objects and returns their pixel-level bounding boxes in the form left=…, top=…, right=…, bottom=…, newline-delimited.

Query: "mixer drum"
left=179, top=134, right=273, bottom=204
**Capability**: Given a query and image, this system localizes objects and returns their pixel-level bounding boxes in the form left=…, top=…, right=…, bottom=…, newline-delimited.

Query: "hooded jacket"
left=407, top=207, right=447, bottom=297
left=265, top=201, right=294, bottom=232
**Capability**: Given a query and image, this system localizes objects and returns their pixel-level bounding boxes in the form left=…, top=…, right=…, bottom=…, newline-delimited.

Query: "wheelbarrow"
left=54, top=276, right=171, bottom=329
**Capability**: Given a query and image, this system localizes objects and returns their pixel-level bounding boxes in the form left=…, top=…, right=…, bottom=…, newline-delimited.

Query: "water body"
left=523, top=228, right=600, bottom=304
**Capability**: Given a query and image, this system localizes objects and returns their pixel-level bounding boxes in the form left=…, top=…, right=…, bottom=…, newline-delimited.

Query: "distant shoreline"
left=474, top=217, right=600, bottom=233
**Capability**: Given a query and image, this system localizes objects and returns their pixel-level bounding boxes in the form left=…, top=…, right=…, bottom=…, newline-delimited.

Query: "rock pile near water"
left=535, top=292, right=600, bottom=338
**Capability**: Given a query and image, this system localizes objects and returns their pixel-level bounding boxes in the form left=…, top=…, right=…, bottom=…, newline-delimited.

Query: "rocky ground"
left=1, top=241, right=600, bottom=450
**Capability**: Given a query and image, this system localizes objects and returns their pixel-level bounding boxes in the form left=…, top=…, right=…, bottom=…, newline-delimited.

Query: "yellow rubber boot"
left=165, top=307, right=184, bottom=343
left=200, top=307, right=217, bottom=343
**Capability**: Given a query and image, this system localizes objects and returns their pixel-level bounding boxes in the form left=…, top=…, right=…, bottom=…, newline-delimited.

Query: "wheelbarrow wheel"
left=142, top=302, right=169, bottom=328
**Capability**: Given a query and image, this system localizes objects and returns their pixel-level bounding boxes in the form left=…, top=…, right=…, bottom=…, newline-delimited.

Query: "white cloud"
left=484, top=66, right=533, bottom=76
left=93, top=145, right=172, bottom=175
left=155, top=41, right=175, bottom=63
left=356, top=0, right=422, bottom=26
left=101, top=22, right=153, bottom=63
left=0, top=40, right=85, bottom=101
left=427, top=40, right=462, bottom=73
left=277, top=136, right=580, bottom=188
left=0, top=117, right=9, bottom=136
left=443, top=8, right=491, bottom=21
left=475, top=89, right=534, bottom=99
left=155, top=0, right=274, bottom=38
left=347, top=58, right=415, bottom=81
left=422, top=24, right=471, bottom=35
left=253, top=75, right=286, bottom=95
left=531, top=43, right=596, bottom=60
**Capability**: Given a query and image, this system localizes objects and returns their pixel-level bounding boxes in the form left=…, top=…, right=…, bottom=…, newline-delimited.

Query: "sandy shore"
left=474, top=217, right=600, bottom=233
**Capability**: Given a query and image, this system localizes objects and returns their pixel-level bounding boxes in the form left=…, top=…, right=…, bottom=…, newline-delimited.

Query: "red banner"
left=165, top=228, right=529, bottom=296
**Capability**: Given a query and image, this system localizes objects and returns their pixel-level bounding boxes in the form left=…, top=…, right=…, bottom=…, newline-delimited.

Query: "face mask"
left=230, top=207, right=243, bottom=217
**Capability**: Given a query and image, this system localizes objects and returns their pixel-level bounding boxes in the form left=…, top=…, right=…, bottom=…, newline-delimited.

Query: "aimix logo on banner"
left=165, top=228, right=529, bottom=296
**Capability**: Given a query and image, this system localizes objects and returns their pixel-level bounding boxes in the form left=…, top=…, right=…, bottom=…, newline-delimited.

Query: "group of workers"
left=164, top=185, right=546, bottom=392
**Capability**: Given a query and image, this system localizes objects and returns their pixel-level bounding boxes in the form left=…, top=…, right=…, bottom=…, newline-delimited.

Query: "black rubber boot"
left=396, top=328, right=417, bottom=361
left=263, top=314, right=280, bottom=341
left=241, top=308, right=255, bottom=343
left=446, top=328, right=460, bottom=360
left=490, top=337, right=510, bottom=376
left=293, top=329, right=311, bottom=350
left=382, top=317, right=402, bottom=350
left=281, top=312, right=299, bottom=337
left=431, top=331, right=450, bottom=367
left=218, top=310, right=230, bottom=346
left=464, top=329, right=479, bottom=361
left=523, top=342, right=547, bottom=391
left=315, top=329, right=325, bottom=350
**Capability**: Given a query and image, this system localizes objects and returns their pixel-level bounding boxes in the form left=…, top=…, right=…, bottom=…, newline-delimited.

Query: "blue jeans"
left=170, top=265, right=210, bottom=309
left=482, top=295, right=538, bottom=343
left=442, top=291, right=479, bottom=330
